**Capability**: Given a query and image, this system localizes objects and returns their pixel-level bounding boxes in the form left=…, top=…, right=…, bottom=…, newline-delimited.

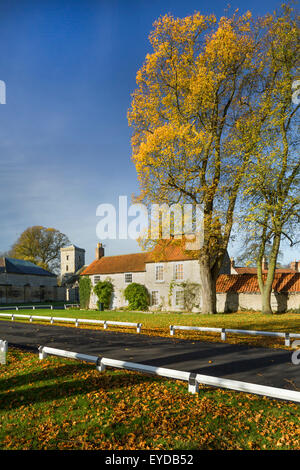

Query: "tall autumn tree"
left=128, top=10, right=263, bottom=313
left=241, top=6, right=300, bottom=314
left=10, top=226, right=70, bottom=273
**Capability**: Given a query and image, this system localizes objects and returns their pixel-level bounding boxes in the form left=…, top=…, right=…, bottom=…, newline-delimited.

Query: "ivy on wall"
left=79, top=276, right=92, bottom=309
left=168, top=280, right=201, bottom=311
left=124, top=283, right=150, bottom=311
left=94, top=279, right=114, bottom=310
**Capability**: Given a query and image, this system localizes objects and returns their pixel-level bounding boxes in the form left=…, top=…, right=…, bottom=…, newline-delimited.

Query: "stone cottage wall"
left=0, top=285, right=66, bottom=304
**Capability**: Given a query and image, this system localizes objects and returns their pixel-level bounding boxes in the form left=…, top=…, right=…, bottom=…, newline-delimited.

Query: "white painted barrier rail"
left=0, top=313, right=142, bottom=333
left=39, top=346, right=99, bottom=364
left=0, top=304, right=79, bottom=311
left=38, top=345, right=300, bottom=403
left=0, top=340, right=8, bottom=364
left=194, top=373, right=300, bottom=403
left=169, top=325, right=300, bottom=346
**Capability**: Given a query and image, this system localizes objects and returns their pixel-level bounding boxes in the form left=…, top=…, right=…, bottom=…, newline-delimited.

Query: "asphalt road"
left=0, top=320, right=299, bottom=391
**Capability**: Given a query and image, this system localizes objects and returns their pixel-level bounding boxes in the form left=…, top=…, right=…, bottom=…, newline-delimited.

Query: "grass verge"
left=0, top=347, right=299, bottom=450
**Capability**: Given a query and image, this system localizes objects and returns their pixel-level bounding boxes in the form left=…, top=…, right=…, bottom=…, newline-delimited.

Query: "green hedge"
left=124, top=283, right=150, bottom=311
left=79, top=277, right=92, bottom=309
left=94, top=280, right=114, bottom=310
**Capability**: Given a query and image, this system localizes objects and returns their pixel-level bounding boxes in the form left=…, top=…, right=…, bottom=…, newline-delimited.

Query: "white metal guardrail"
left=0, top=313, right=142, bottom=333
left=39, top=346, right=99, bottom=364
left=169, top=325, right=300, bottom=347
left=38, top=345, right=300, bottom=403
left=0, top=340, right=8, bottom=364
left=0, top=304, right=79, bottom=311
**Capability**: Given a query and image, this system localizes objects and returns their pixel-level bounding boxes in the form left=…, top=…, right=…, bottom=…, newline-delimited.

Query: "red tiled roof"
left=81, top=241, right=198, bottom=276
left=80, top=252, right=149, bottom=275
left=216, top=273, right=300, bottom=293
left=234, top=267, right=297, bottom=274
left=147, top=242, right=198, bottom=263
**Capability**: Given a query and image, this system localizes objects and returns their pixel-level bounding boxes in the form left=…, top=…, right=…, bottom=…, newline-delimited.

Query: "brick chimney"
left=290, top=260, right=299, bottom=272
left=230, top=257, right=238, bottom=274
left=95, top=242, right=104, bottom=260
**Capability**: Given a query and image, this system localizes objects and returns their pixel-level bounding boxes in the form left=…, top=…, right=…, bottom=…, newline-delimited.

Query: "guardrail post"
left=188, top=373, right=199, bottom=394
left=137, top=323, right=142, bottom=334
left=50, top=317, right=54, bottom=324
left=30, top=316, right=33, bottom=322
left=0, top=340, right=8, bottom=365
left=75, top=319, right=79, bottom=327
left=11, top=314, right=14, bottom=321
left=170, top=325, right=175, bottom=336
left=96, top=358, right=106, bottom=372
left=285, top=333, right=291, bottom=347
left=221, top=328, right=226, bottom=341
left=38, top=346, right=48, bottom=360
left=50, top=306, right=53, bottom=310
left=33, top=306, right=35, bottom=310
left=103, top=321, right=108, bottom=330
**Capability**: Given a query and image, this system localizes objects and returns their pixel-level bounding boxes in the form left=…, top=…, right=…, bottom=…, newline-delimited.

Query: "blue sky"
left=0, top=0, right=298, bottom=266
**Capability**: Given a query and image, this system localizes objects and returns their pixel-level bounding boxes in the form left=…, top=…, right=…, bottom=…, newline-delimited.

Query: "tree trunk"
left=261, top=284, right=273, bottom=315
left=258, top=234, right=281, bottom=314
left=199, top=255, right=217, bottom=314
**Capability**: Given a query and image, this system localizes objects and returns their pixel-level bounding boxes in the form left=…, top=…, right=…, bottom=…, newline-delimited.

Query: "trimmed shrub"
left=94, top=280, right=114, bottom=310
left=79, top=276, right=92, bottom=309
left=124, top=283, right=150, bottom=311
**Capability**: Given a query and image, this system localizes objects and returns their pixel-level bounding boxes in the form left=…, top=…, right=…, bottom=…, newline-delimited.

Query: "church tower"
left=60, top=245, right=85, bottom=282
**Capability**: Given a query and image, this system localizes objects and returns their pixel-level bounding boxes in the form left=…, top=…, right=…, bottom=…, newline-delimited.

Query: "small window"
left=175, top=290, right=184, bottom=308
left=151, top=291, right=159, bottom=306
left=155, top=264, right=164, bottom=282
left=66, top=265, right=69, bottom=271
left=94, top=275, right=101, bottom=284
left=66, top=255, right=69, bottom=261
left=174, top=263, right=184, bottom=280
left=125, top=273, right=132, bottom=283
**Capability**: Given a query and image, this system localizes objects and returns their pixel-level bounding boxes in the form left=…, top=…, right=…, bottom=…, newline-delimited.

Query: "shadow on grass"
left=0, top=362, right=91, bottom=392
left=0, top=361, right=163, bottom=412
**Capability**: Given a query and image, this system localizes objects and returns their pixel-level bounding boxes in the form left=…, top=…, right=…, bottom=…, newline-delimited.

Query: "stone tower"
left=60, top=245, right=85, bottom=281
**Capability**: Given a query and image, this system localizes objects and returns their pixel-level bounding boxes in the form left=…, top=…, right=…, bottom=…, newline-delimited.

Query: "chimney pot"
left=290, top=260, right=299, bottom=272
left=95, top=242, right=104, bottom=260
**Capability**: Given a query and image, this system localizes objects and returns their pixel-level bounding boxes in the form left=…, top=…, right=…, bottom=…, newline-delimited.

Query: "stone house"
left=81, top=242, right=231, bottom=311
left=80, top=242, right=300, bottom=312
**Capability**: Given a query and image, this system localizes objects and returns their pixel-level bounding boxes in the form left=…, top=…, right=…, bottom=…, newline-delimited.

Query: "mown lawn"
left=1, top=308, right=299, bottom=349
left=0, top=347, right=299, bottom=450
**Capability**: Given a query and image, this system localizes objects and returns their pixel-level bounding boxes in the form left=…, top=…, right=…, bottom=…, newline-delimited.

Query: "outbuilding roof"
left=0, top=257, right=56, bottom=277
left=216, top=273, right=300, bottom=293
